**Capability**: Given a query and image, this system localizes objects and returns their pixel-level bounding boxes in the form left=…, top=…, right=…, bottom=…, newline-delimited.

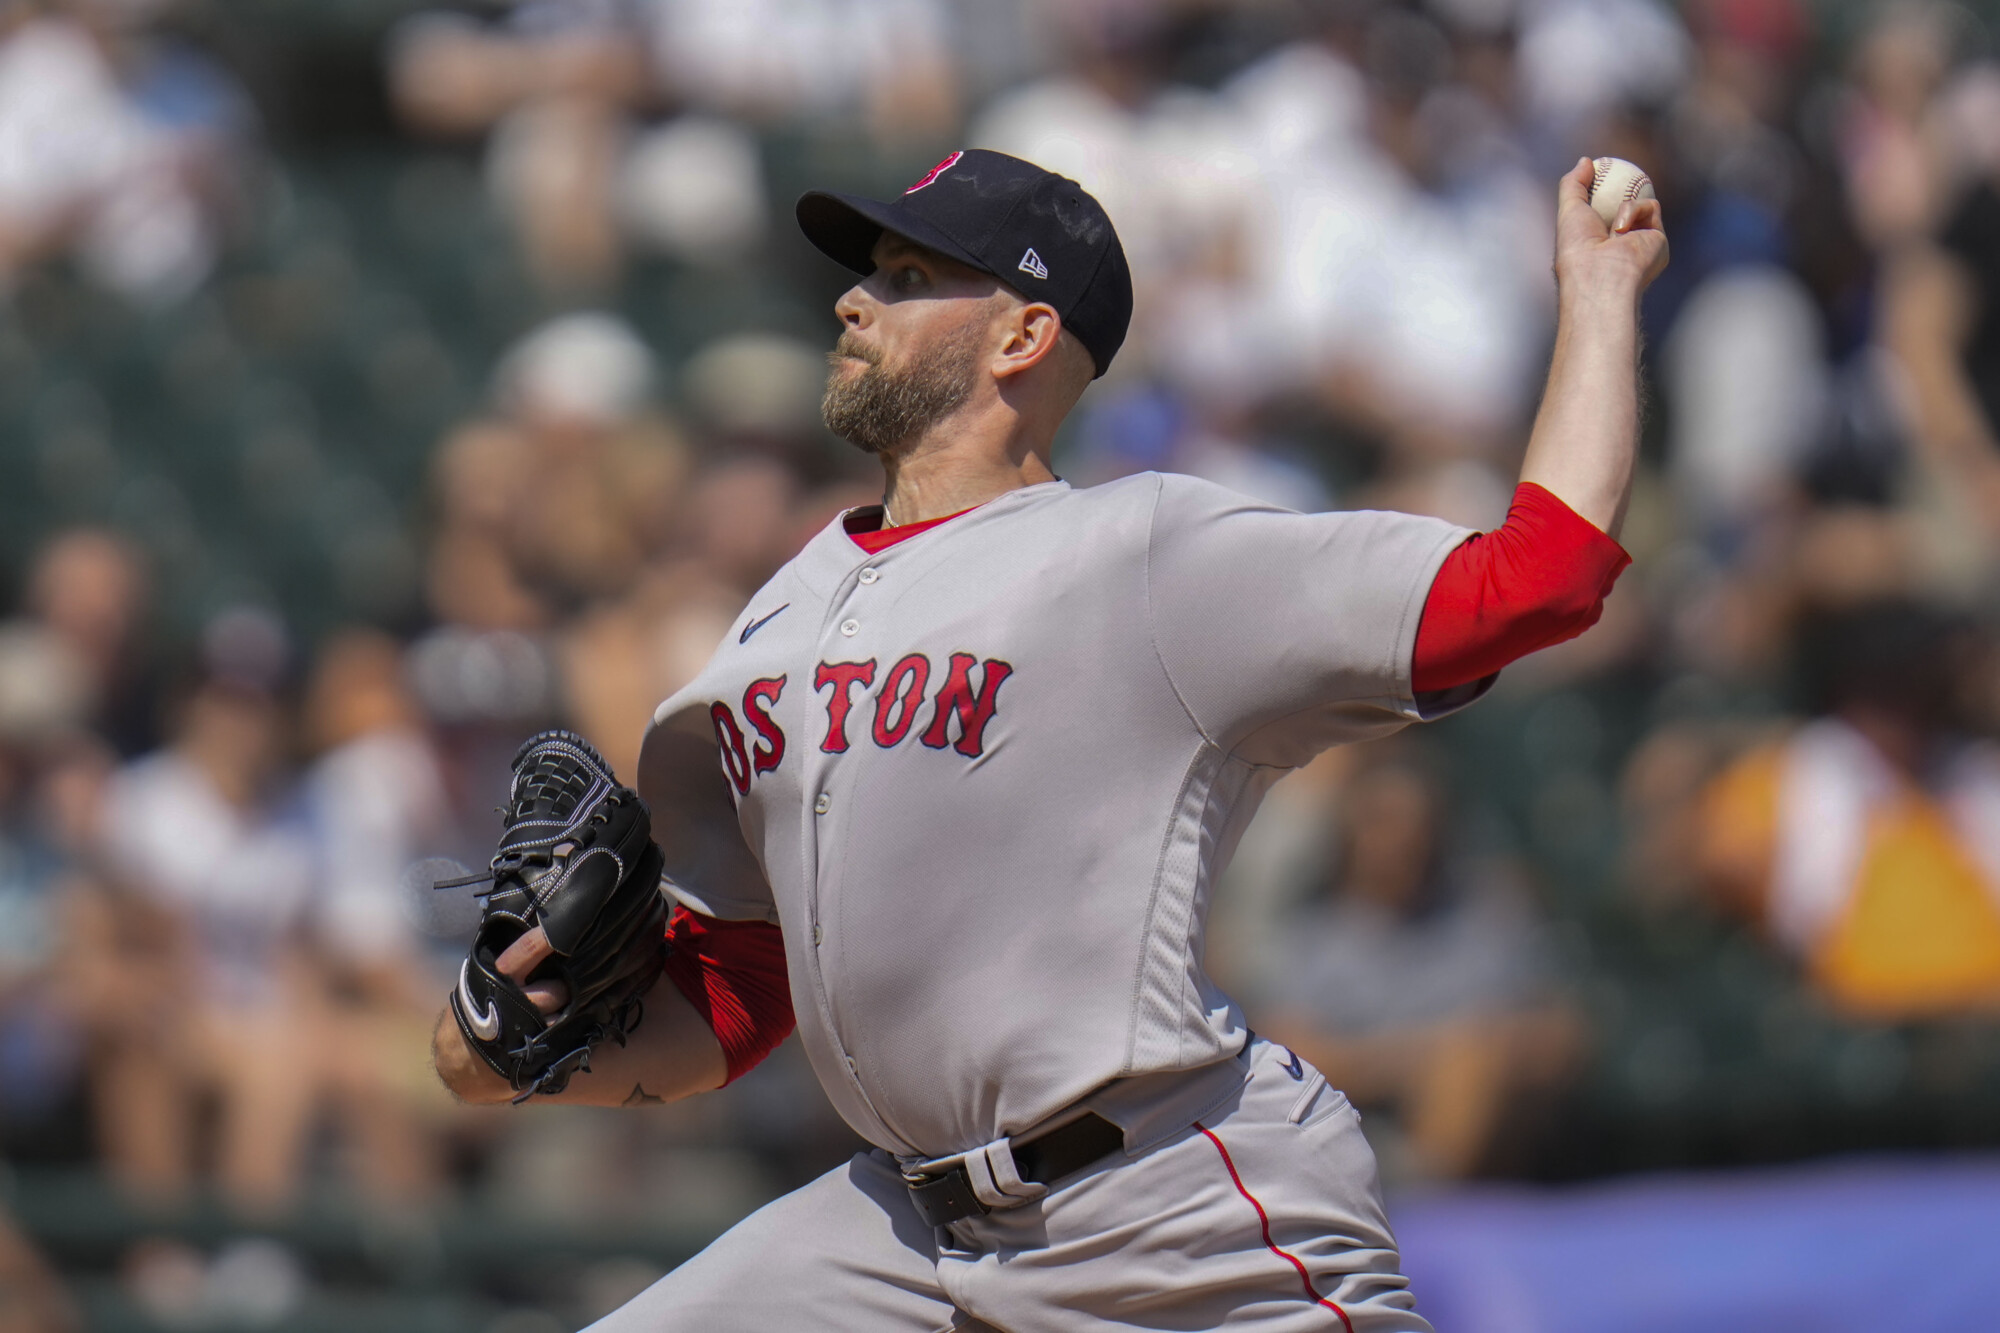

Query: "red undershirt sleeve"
left=1411, top=482, right=1633, bottom=693
left=661, top=905, right=796, bottom=1085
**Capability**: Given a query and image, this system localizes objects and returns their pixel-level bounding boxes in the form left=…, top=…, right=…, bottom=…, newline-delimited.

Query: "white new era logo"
left=1018, top=248, right=1048, bottom=280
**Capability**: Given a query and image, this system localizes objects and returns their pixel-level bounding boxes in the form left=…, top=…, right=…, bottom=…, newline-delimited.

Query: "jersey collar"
left=791, top=480, right=1071, bottom=594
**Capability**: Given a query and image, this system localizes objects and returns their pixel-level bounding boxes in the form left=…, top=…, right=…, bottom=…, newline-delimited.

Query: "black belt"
left=904, top=1111, right=1125, bottom=1228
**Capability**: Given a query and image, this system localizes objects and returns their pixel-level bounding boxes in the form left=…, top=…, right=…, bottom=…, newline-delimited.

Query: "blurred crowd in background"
left=3, top=0, right=2000, bottom=1326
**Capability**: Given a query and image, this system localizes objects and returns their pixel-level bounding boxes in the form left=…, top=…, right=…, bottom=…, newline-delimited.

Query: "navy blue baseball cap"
left=797, top=149, right=1133, bottom=378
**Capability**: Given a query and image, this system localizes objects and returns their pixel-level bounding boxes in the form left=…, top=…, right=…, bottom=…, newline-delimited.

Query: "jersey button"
left=814, top=793, right=831, bottom=814
left=839, top=619, right=860, bottom=637
left=813, top=924, right=824, bottom=946
left=858, top=567, right=880, bottom=585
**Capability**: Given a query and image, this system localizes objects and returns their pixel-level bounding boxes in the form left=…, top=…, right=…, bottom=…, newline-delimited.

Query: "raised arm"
left=1401, top=161, right=1669, bottom=694
left=1518, top=158, right=1671, bottom=540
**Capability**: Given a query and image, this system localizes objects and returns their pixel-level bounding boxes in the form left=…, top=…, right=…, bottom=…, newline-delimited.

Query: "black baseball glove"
left=447, top=730, right=669, bottom=1101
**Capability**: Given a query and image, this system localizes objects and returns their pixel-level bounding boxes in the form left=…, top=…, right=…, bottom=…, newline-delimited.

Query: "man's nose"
left=834, top=284, right=869, bottom=329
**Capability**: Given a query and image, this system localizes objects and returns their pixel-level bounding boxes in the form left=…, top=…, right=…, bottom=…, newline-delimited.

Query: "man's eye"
left=895, top=266, right=926, bottom=291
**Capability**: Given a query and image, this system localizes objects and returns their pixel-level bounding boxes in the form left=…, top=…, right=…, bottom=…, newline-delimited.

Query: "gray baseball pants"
left=586, top=1038, right=1432, bottom=1332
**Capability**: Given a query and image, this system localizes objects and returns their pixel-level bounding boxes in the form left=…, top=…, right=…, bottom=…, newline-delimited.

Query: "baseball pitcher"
left=433, top=149, right=1667, bottom=1331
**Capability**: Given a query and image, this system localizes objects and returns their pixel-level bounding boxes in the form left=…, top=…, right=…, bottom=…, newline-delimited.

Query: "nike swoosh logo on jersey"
left=739, top=603, right=790, bottom=644
left=459, top=960, right=502, bottom=1042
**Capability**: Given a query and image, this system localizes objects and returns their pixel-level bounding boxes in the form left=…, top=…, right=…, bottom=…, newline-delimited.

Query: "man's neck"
left=877, top=417, right=1058, bottom=526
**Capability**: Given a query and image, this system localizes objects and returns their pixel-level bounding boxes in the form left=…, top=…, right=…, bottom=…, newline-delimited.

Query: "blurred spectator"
left=19, top=529, right=153, bottom=756
left=1227, top=0, right=1546, bottom=453
left=640, top=0, right=961, bottom=143
left=1254, top=744, right=1581, bottom=1181
left=1693, top=600, right=2000, bottom=1020
left=389, top=4, right=649, bottom=141
left=390, top=0, right=946, bottom=290
left=1662, top=263, right=1830, bottom=538
left=680, top=332, right=849, bottom=479
left=1832, top=0, right=1972, bottom=253
left=389, top=4, right=653, bottom=292
left=0, top=0, right=252, bottom=302
left=0, top=625, right=86, bottom=756
left=86, top=613, right=319, bottom=1213
left=0, top=1207, right=78, bottom=1332
left=1649, top=0, right=1830, bottom=541
left=972, top=0, right=1552, bottom=501
left=0, top=626, right=98, bottom=1136
left=1515, top=0, right=1691, bottom=140
left=302, top=629, right=457, bottom=1208
left=304, top=629, right=456, bottom=967
left=1881, top=58, right=2000, bottom=549
left=427, top=311, right=688, bottom=625
left=560, top=456, right=800, bottom=779
left=617, top=114, right=769, bottom=267
left=423, top=312, right=691, bottom=778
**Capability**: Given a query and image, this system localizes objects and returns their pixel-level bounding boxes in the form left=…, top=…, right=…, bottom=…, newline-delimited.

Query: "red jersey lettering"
left=921, top=654, right=1012, bottom=757
left=743, top=676, right=788, bottom=775
left=814, top=660, right=877, bottom=754
left=871, top=653, right=932, bottom=748
left=711, top=701, right=752, bottom=794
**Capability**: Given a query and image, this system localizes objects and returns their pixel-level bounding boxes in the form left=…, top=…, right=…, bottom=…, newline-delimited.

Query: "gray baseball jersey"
left=640, top=471, right=1475, bottom=1162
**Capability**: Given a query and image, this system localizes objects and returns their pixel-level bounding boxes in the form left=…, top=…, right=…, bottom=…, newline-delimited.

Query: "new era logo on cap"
left=796, top=149, right=1133, bottom=378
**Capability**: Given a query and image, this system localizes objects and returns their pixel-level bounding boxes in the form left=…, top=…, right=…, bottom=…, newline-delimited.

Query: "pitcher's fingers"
left=1558, top=157, right=1593, bottom=208
left=524, top=979, right=570, bottom=1015
left=1619, top=196, right=1665, bottom=235
left=1557, top=158, right=1604, bottom=237
left=497, top=924, right=556, bottom=981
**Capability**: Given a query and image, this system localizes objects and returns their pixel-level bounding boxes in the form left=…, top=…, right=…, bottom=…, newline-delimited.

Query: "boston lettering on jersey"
left=708, top=652, right=1012, bottom=795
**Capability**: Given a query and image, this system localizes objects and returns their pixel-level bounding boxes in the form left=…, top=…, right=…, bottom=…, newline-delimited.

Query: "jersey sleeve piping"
left=1122, top=741, right=1210, bottom=1075
left=1141, top=473, right=1226, bottom=750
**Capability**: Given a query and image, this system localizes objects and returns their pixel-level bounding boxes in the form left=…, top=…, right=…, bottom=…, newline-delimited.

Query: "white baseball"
left=1589, top=157, right=1655, bottom=228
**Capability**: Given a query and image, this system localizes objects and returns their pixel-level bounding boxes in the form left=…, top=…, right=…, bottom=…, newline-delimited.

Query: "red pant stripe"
left=1194, top=1122, right=1356, bottom=1333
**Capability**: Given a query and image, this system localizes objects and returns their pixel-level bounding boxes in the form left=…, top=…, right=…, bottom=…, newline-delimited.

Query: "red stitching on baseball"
left=1194, top=1122, right=1356, bottom=1333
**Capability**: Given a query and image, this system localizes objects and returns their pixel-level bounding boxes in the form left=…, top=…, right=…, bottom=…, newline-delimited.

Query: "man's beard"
left=821, top=324, right=983, bottom=455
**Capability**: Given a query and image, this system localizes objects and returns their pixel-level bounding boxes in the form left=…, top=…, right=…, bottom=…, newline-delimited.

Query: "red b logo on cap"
left=905, top=151, right=964, bottom=195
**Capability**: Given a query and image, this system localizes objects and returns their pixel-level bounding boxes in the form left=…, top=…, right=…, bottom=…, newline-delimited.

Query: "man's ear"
left=993, top=301, right=1063, bottom=381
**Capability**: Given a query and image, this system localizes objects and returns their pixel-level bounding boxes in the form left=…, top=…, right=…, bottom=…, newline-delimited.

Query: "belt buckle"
left=903, top=1162, right=989, bottom=1228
